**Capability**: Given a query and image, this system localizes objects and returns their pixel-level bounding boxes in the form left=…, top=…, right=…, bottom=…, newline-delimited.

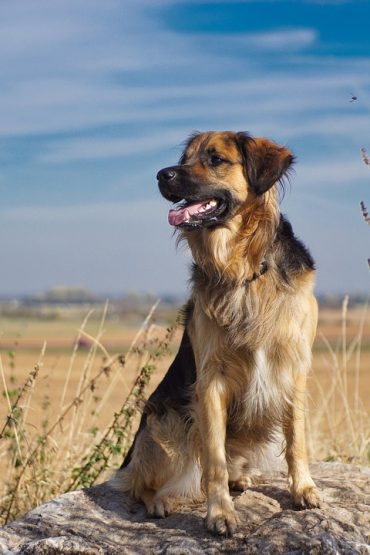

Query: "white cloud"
left=34, top=114, right=370, bottom=164
left=198, top=28, right=318, bottom=50
left=0, top=0, right=368, bottom=151
left=1, top=61, right=369, bottom=139
left=0, top=0, right=369, bottom=296
left=38, top=129, right=189, bottom=163
left=0, top=0, right=332, bottom=139
left=296, top=157, right=370, bottom=189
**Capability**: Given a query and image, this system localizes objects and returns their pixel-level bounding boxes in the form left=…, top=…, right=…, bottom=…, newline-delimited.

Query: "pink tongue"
left=168, top=200, right=211, bottom=226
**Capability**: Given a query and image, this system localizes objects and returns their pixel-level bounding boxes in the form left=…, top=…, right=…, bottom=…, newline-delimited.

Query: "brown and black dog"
left=114, top=131, right=321, bottom=536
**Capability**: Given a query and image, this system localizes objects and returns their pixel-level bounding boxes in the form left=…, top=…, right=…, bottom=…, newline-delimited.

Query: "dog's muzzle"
left=157, top=165, right=232, bottom=229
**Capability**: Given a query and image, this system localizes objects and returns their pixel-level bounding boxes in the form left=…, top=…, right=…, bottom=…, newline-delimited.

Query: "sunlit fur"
left=113, top=131, right=321, bottom=536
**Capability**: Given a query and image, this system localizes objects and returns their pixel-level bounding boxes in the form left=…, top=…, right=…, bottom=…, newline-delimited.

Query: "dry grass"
left=0, top=300, right=369, bottom=525
left=0, top=303, right=179, bottom=525
left=307, top=297, right=370, bottom=464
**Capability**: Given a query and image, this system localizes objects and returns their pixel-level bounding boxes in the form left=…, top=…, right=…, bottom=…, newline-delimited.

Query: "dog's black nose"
left=157, top=168, right=176, bottom=182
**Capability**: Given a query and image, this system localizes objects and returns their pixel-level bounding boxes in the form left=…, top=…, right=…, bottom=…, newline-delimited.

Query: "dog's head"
left=157, top=131, right=294, bottom=229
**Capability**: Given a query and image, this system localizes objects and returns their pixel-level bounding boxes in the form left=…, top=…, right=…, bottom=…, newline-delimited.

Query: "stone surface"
left=0, top=462, right=369, bottom=554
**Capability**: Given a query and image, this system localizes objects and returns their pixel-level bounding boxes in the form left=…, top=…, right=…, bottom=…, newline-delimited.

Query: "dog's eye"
left=210, top=154, right=224, bottom=166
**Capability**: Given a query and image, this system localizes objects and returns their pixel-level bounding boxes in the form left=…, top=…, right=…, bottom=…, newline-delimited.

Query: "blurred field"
left=1, top=304, right=369, bottom=434
left=0, top=300, right=369, bottom=523
left=310, top=304, right=370, bottom=397
left=0, top=314, right=177, bottom=432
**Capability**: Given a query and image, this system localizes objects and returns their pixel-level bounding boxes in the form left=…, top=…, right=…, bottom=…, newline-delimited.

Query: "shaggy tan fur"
left=113, top=131, right=321, bottom=536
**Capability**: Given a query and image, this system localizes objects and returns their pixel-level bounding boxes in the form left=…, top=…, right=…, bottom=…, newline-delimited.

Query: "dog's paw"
left=144, top=495, right=173, bottom=518
left=292, top=485, right=321, bottom=510
left=229, top=476, right=252, bottom=492
left=206, top=500, right=240, bottom=536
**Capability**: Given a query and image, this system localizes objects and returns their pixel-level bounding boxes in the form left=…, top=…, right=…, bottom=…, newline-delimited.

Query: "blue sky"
left=0, top=0, right=369, bottom=296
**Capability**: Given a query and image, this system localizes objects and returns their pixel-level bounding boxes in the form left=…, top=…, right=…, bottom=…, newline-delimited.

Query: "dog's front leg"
left=284, top=371, right=321, bottom=509
left=197, top=377, right=239, bottom=536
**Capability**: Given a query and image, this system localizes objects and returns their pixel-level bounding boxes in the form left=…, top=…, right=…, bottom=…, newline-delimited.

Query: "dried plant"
left=308, top=297, right=370, bottom=464
left=360, top=147, right=370, bottom=167
left=67, top=319, right=178, bottom=491
left=360, top=148, right=370, bottom=268
left=360, top=201, right=370, bottom=225
left=1, top=298, right=368, bottom=526
left=0, top=304, right=179, bottom=525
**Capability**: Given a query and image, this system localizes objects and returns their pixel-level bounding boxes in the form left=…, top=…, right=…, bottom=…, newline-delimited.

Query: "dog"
left=114, top=131, right=321, bottom=536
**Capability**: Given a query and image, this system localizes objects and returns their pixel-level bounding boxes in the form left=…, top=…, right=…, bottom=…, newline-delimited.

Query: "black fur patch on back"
left=274, top=215, right=315, bottom=284
left=145, top=327, right=196, bottom=417
left=120, top=307, right=196, bottom=469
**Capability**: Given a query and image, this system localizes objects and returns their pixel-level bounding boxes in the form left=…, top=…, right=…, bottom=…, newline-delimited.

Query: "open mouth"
left=168, top=197, right=227, bottom=227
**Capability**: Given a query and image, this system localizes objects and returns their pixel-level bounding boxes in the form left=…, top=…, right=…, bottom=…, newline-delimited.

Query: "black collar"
left=243, top=259, right=268, bottom=285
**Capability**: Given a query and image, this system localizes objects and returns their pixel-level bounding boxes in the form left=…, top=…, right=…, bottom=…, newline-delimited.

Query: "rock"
left=0, top=462, right=369, bottom=554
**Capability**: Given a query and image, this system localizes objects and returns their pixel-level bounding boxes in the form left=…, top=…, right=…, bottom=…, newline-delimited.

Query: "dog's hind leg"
left=113, top=411, right=201, bottom=517
left=113, top=326, right=200, bottom=516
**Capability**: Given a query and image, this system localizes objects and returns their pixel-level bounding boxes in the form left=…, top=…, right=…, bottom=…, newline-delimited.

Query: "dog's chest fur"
left=187, top=252, right=316, bottom=444
left=226, top=346, right=293, bottom=440
left=189, top=292, right=299, bottom=440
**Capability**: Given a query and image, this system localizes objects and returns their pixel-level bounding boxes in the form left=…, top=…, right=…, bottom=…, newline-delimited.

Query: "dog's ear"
left=236, top=132, right=294, bottom=195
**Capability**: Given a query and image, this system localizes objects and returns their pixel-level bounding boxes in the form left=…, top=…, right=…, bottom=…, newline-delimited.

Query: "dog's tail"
left=110, top=466, right=130, bottom=493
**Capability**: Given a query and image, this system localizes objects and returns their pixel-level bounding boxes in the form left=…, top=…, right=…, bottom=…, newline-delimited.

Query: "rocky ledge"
left=0, top=462, right=369, bottom=554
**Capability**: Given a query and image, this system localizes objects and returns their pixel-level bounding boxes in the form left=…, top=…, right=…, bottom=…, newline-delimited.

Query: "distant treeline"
left=0, top=287, right=368, bottom=320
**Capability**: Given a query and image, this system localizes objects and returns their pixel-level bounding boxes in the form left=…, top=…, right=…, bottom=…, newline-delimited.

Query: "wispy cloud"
left=0, top=1, right=341, bottom=140
left=35, top=112, right=370, bottom=164
left=38, top=130, right=189, bottom=163
left=297, top=157, right=370, bottom=188
left=0, top=0, right=369, bottom=295
left=199, top=28, right=318, bottom=50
